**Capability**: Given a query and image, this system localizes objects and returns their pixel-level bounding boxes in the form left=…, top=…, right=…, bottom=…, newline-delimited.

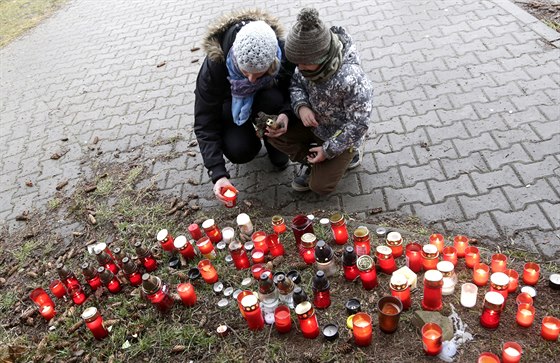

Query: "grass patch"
left=0, top=291, right=18, bottom=313
left=11, top=239, right=39, bottom=265
left=47, top=197, right=61, bottom=210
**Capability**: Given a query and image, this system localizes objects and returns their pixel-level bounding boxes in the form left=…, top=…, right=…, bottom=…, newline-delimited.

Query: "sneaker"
left=347, top=148, right=363, bottom=170
left=291, top=164, right=311, bottom=192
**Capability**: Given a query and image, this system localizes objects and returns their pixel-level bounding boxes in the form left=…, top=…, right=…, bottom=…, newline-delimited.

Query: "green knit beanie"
left=285, top=8, right=332, bottom=64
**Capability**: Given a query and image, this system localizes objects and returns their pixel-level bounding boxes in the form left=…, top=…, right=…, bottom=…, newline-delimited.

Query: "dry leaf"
left=92, top=136, right=99, bottom=144
left=187, top=151, right=196, bottom=157
left=56, top=180, right=69, bottom=190
left=84, top=184, right=97, bottom=193
left=156, top=61, right=167, bottom=68
left=171, top=345, right=186, bottom=353
left=190, top=47, right=200, bottom=52
left=25, top=180, right=33, bottom=187
left=88, top=214, right=97, bottom=225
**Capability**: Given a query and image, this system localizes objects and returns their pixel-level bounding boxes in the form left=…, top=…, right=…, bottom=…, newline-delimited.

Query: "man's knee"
left=309, top=178, right=336, bottom=195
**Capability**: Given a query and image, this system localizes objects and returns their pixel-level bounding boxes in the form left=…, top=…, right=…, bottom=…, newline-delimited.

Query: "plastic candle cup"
left=221, top=227, right=235, bottom=244
left=220, top=185, right=238, bottom=208
left=357, top=255, right=378, bottom=290
left=228, top=241, right=250, bottom=270
left=296, top=301, right=320, bottom=339
left=516, top=292, right=533, bottom=306
left=353, top=226, right=371, bottom=257
left=241, top=294, right=265, bottom=331
left=386, top=231, right=404, bottom=258
left=300, top=233, right=317, bottom=265
left=202, top=219, right=222, bottom=244
left=251, top=264, right=265, bottom=279
left=274, top=305, right=292, bottom=333
left=345, top=298, right=361, bottom=315
left=30, top=288, right=56, bottom=320
left=421, top=244, right=439, bottom=271
left=267, top=233, right=285, bottom=257
left=177, top=282, right=197, bottom=306
left=390, top=274, right=411, bottom=310
left=236, top=290, right=254, bottom=317
left=502, top=342, right=522, bottom=363
left=251, top=231, right=270, bottom=255
left=198, top=259, right=219, bottom=284
left=271, top=215, right=287, bottom=234
left=516, top=303, right=535, bottom=327
left=490, top=272, right=510, bottom=307
left=473, top=263, right=490, bottom=286
left=251, top=249, right=266, bottom=264
left=505, top=269, right=519, bottom=293
left=376, top=246, right=397, bottom=274
left=478, top=352, right=500, bottom=363
left=342, top=246, right=360, bottom=281
left=522, top=262, right=540, bottom=285
left=422, top=270, right=443, bottom=311
left=377, top=296, right=403, bottom=334
left=437, top=261, right=458, bottom=295
left=81, top=307, right=109, bottom=340
left=292, top=215, right=314, bottom=255
left=421, top=322, right=442, bottom=356
left=196, top=236, right=217, bottom=260
left=429, top=233, right=444, bottom=253
left=352, top=312, right=373, bottom=346
left=187, top=223, right=203, bottom=240
left=460, top=283, right=478, bottom=308
left=464, top=246, right=480, bottom=268
left=480, top=291, right=505, bottom=329
left=49, top=280, right=66, bottom=299
left=491, top=253, right=507, bottom=273
left=453, top=235, right=469, bottom=258
left=442, top=246, right=458, bottom=266
left=541, top=316, right=560, bottom=341
left=405, top=242, right=423, bottom=273
left=156, top=229, right=175, bottom=252
left=173, top=235, right=196, bottom=260
left=68, top=284, right=87, bottom=305
left=329, top=212, right=349, bottom=245
left=236, top=213, right=254, bottom=236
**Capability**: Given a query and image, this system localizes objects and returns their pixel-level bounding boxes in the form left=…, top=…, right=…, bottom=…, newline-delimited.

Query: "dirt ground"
left=516, top=0, right=560, bottom=32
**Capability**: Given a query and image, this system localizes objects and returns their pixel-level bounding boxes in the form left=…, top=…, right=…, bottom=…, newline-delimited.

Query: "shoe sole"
left=291, top=181, right=310, bottom=192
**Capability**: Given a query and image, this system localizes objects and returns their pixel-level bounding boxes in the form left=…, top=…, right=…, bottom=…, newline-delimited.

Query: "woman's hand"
left=213, top=177, right=235, bottom=205
left=265, top=113, right=288, bottom=138
left=307, top=145, right=326, bottom=164
left=298, top=106, right=318, bottom=128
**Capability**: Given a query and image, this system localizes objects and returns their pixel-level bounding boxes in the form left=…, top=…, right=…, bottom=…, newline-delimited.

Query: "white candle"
left=460, top=283, right=478, bottom=308
left=222, top=227, right=235, bottom=244
left=236, top=213, right=253, bottom=235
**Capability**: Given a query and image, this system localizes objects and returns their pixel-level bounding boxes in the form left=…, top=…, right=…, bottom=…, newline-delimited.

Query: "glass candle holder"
left=187, top=223, right=203, bottom=240
left=267, top=233, right=285, bottom=257
left=473, top=263, right=490, bottom=286
left=421, top=322, right=442, bottom=356
left=502, top=342, right=522, bottom=363
left=490, top=272, right=510, bottom=307
left=251, top=231, right=269, bottom=255
left=386, top=231, right=404, bottom=258
left=516, top=303, right=535, bottom=327
left=220, top=185, right=238, bottom=207
left=229, top=241, right=251, bottom=270
left=480, top=291, right=505, bottom=329
left=505, top=269, right=519, bottom=293
left=251, top=264, right=265, bottom=280
left=81, top=307, right=109, bottom=340
left=376, top=246, right=397, bottom=274
left=196, top=236, right=217, bottom=260
left=315, top=240, right=336, bottom=277
left=98, top=267, right=122, bottom=293
left=478, top=352, right=500, bottom=363
left=453, top=235, right=469, bottom=258
left=377, top=296, right=403, bottom=334
left=296, top=301, right=320, bottom=339
left=236, top=213, right=254, bottom=236
left=141, top=274, right=174, bottom=312
left=111, top=247, right=126, bottom=268
left=429, top=233, right=444, bottom=253
left=541, top=316, right=560, bottom=341
left=202, top=219, right=223, bottom=243
left=156, top=229, right=174, bottom=252
left=357, top=255, right=378, bottom=290
left=81, top=262, right=102, bottom=291
left=121, top=257, right=142, bottom=286
left=276, top=274, right=295, bottom=309
left=198, top=259, right=219, bottom=284
left=329, top=212, right=348, bottom=245
left=442, top=246, right=458, bottom=266
left=437, top=261, right=457, bottom=295
left=390, top=274, right=411, bottom=310
left=491, top=253, right=507, bottom=273
left=516, top=292, right=533, bottom=306
left=49, top=279, right=67, bottom=298
left=293, top=286, right=309, bottom=307
left=342, top=245, right=360, bottom=281
left=272, top=215, right=287, bottom=234
left=460, top=283, right=478, bottom=308
left=274, top=305, right=292, bottom=333
left=68, top=284, right=87, bottom=305
left=174, top=235, right=196, bottom=260
left=522, top=262, right=540, bottom=285
left=300, top=233, right=317, bottom=265
left=292, top=215, right=314, bottom=255
left=353, top=226, right=371, bottom=256
left=134, top=242, right=158, bottom=272
left=177, top=282, right=197, bottom=306
left=29, top=288, right=56, bottom=320
left=241, top=293, right=265, bottom=331
left=251, top=249, right=266, bottom=264
left=236, top=290, right=254, bottom=317
left=312, top=271, right=331, bottom=309
left=421, top=244, right=439, bottom=271
left=464, top=246, right=480, bottom=268
left=422, top=270, right=443, bottom=311
left=352, top=312, right=373, bottom=346
left=95, top=249, right=119, bottom=275
left=405, top=242, right=422, bottom=273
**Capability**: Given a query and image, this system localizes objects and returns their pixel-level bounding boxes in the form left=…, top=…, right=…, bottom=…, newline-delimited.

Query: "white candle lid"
left=484, top=291, right=505, bottom=305
left=222, top=227, right=235, bottom=238
left=201, top=219, right=215, bottom=229
left=390, top=273, right=408, bottom=286
left=437, top=261, right=454, bottom=273
left=319, top=218, right=330, bottom=225
left=520, top=285, right=537, bottom=297
left=93, top=242, right=107, bottom=255
left=241, top=277, right=253, bottom=287
left=376, top=245, right=392, bottom=255
left=217, top=298, right=229, bottom=308
left=236, top=213, right=250, bottom=225
left=173, top=235, right=187, bottom=249
left=295, top=301, right=312, bottom=315
left=422, top=244, right=438, bottom=254
left=81, top=307, right=98, bottom=320
left=223, top=287, right=234, bottom=297
left=490, top=272, right=509, bottom=286
left=425, top=270, right=443, bottom=282
left=156, top=229, right=168, bottom=241
left=550, top=273, right=560, bottom=284
left=387, top=231, right=402, bottom=242
left=241, top=294, right=258, bottom=307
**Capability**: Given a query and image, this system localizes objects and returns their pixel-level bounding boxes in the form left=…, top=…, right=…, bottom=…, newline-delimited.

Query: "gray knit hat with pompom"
left=285, top=8, right=332, bottom=64
left=232, top=20, right=278, bottom=73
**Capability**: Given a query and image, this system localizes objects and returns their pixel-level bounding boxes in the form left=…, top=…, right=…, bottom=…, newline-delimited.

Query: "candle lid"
left=301, top=233, right=317, bottom=248
left=484, top=291, right=505, bottom=306
left=173, top=235, right=187, bottom=249
left=213, top=282, right=224, bottom=294
left=241, top=277, right=253, bottom=287
left=81, top=307, right=98, bottom=321
left=168, top=257, right=181, bottom=269
left=346, top=315, right=355, bottom=329
left=228, top=240, right=243, bottom=252
left=241, top=294, right=258, bottom=309
left=490, top=272, right=509, bottom=286
left=356, top=255, right=374, bottom=271
left=217, top=298, right=229, bottom=309
left=187, top=267, right=201, bottom=280
left=550, top=274, right=560, bottom=289
left=319, top=218, right=330, bottom=226
left=345, top=298, right=361, bottom=315
left=322, top=324, right=339, bottom=341
left=236, top=213, right=250, bottom=225
left=225, top=255, right=233, bottom=264
left=216, top=241, right=227, bottom=250
left=329, top=212, right=344, bottom=224
left=222, top=287, right=234, bottom=297
left=390, top=274, right=408, bottom=290
left=375, top=227, right=387, bottom=237
left=156, top=229, right=168, bottom=241
left=376, top=245, right=392, bottom=256
left=202, top=219, right=215, bottom=229
left=287, top=270, right=301, bottom=284
left=422, top=244, right=438, bottom=255
left=437, top=261, right=454, bottom=273
left=295, top=301, right=312, bottom=316
left=424, top=270, right=443, bottom=282
left=521, top=286, right=537, bottom=298
left=387, top=231, right=402, bottom=243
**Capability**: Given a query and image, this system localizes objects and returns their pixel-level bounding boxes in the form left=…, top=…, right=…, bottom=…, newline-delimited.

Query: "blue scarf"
left=226, top=46, right=282, bottom=126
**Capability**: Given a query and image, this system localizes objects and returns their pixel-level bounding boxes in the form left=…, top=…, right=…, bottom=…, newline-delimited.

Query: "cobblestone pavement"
left=1, top=0, right=559, bottom=259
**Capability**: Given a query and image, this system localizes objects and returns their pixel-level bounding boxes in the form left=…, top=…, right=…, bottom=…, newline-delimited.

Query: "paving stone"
left=458, top=188, right=512, bottom=219
left=384, top=183, right=432, bottom=211
left=375, top=146, right=418, bottom=172
left=503, top=179, right=557, bottom=210
left=443, top=212, right=502, bottom=240
left=481, top=143, right=532, bottom=169
left=492, top=204, right=553, bottom=235
left=428, top=174, right=478, bottom=203
left=412, top=197, right=464, bottom=221
left=470, top=165, right=523, bottom=193
left=522, top=134, right=560, bottom=161
left=360, top=166, right=403, bottom=191
left=513, top=155, right=560, bottom=185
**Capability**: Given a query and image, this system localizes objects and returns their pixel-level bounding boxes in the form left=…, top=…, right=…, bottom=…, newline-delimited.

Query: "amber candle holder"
left=49, top=280, right=66, bottom=299
left=421, top=322, right=442, bottom=356
left=473, top=263, right=490, bottom=286
left=300, top=233, right=317, bottom=265
left=480, top=291, right=505, bottom=329
left=29, top=288, right=56, bottom=321
left=490, top=253, right=507, bottom=273
left=81, top=262, right=102, bottom=291
left=478, top=352, right=500, bottom=363
left=228, top=241, right=250, bottom=270
left=516, top=303, right=535, bottom=327
left=464, top=246, right=480, bottom=268
left=352, top=312, right=373, bottom=346
left=98, top=266, right=122, bottom=293
left=329, top=212, right=349, bottom=245
left=386, top=231, right=404, bottom=258
left=220, top=185, right=238, bottom=208
left=422, top=270, right=443, bottom=311
left=502, top=342, right=522, bottom=363
left=505, top=269, right=519, bottom=293
left=251, top=231, right=270, bottom=255
left=357, top=255, right=378, bottom=290
left=196, top=236, right=217, bottom=260
left=156, top=229, right=175, bottom=252
left=405, top=242, right=422, bottom=273
left=198, top=259, right=219, bottom=284
left=377, top=296, right=403, bottom=334
left=81, top=307, right=109, bottom=340
left=296, top=301, right=320, bottom=339
left=121, top=257, right=142, bottom=286
left=267, top=233, right=285, bottom=257
left=390, top=274, right=411, bottom=310
left=177, top=282, right=197, bottom=307
left=541, top=316, right=560, bottom=341
left=353, top=226, right=371, bottom=256
left=188, top=223, right=203, bottom=240
left=442, top=246, right=458, bottom=266
left=272, top=215, right=287, bottom=234
left=421, top=244, right=439, bottom=271
left=241, top=294, right=265, bottom=331
left=376, top=246, right=397, bottom=274
left=95, top=249, right=119, bottom=275
left=453, top=235, right=469, bottom=258
left=174, top=235, right=196, bottom=260
left=274, top=305, right=292, bottom=333
left=522, top=262, right=540, bottom=285
left=292, top=215, right=314, bottom=255
left=429, top=233, right=444, bottom=253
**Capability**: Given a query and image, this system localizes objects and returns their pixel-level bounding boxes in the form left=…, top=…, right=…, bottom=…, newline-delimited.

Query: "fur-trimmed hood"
left=202, top=9, right=284, bottom=63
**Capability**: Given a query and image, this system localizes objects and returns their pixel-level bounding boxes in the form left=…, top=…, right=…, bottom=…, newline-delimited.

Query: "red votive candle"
left=141, top=274, right=174, bottom=312
left=271, top=215, right=287, bottom=234
left=98, top=267, right=122, bottom=293
left=442, top=246, right=458, bottom=266
left=251, top=264, right=265, bottom=280
left=386, top=231, right=404, bottom=258
left=228, top=241, right=250, bottom=270
left=421, top=244, right=439, bottom=271
left=516, top=303, right=535, bottom=327
left=156, top=229, right=174, bottom=252
left=198, top=259, right=218, bottom=284
left=188, top=223, right=203, bottom=240
left=429, top=233, right=444, bottom=253
left=464, top=246, right=480, bottom=268
left=122, top=257, right=142, bottom=286
left=421, top=322, right=442, bottom=356
left=177, top=282, right=197, bottom=306
left=357, top=255, right=378, bottom=290
left=240, top=294, right=264, bottom=330
left=353, top=226, right=371, bottom=256
left=453, top=235, right=469, bottom=258
left=522, top=262, right=540, bottom=285
left=541, top=316, right=560, bottom=341
left=422, top=270, right=443, bottom=311
left=81, top=307, right=109, bottom=340
left=296, top=301, right=320, bottom=339
left=478, top=352, right=500, bottom=363
left=134, top=242, right=158, bottom=272
left=390, top=274, right=412, bottom=310
left=81, top=262, right=103, bottom=291
left=68, top=284, right=87, bottom=305
left=292, top=215, right=314, bottom=255
left=251, top=249, right=266, bottom=264
left=342, top=245, right=360, bottom=281
left=220, top=185, right=238, bottom=208
left=405, top=242, right=422, bottom=273
left=376, top=246, right=397, bottom=274
left=352, top=312, right=373, bottom=346
left=502, top=342, right=522, bottom=363
left=516, top=292, right=533, bottom=306
left=491, top=253, right=507, bottom=273
left=29, top=288, right=56, bottom=320
left=174, top=235, right=196, bottom=260
left=49, top=280, right=66, bottom=299
left=251, top=231, right=269, bottom=255
left=202, top=219, right=222, bottom=244
left=473, top=263, right=490, bottom=286
left=505, top=269, right=519, bottom=293
left=329, top=212, right=349, bottom=245
left=274, top=305, right=292, bottom=333
left=267, top=233, right=285, bottom=257
left=480, top=291, right=505, bottom=329
left=196, top=236, right=217, bottom=260
left=490, top=272, right=509, bottom=307
left=300, top=233, right=317, bottom=265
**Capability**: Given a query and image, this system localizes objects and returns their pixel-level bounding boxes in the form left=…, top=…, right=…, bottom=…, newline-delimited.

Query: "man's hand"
left=307, top=145, right=326, bottom=164
left=265, top=113, right=288, bottom=138
left=298, top=106, right=318, bottom=128
left=213, top=177, right=235, bottom=205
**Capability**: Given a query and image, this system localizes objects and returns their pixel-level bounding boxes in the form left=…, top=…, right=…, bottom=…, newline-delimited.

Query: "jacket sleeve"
left=289, top=71, right=311, bottom=118
left=322, top=64, right=373, bottom=159
left=194, top=57, right=231, bottom=183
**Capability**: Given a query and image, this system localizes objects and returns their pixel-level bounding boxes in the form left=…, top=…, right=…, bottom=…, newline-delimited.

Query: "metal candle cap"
left=241, top=277, right=253, bottom=287
left=319, top=218, right=330, bottom=226
left=550, top=274, right=560, bottom=290
left=375, top=227, right=387, bottom=237
left=168, top=257, right=181, bottom=269
left=490, top=272, right=509, bottom=286
left=295, top=301, right=312, bottom=316
left=224, top=255, right=233, bottom=264
left=201, top=219, right=215, bottom=229
left=81, top=307, right=98, bottom=322
left=386, top=231, right=402, bottom=244
left=216, top=241, right=227, bottom=251
left=213, top=282, right=224, bottom=294
left=287, top=270, right=301, bottom=284
left=390, top=274, right=408, bottom=290
left=437, top=261, right=454, bottom=273
left=187, top=267, right=201, bottom=280
left=301, top=233, right=317, bottom=248
left=223, top=287, right=234, bottom=297
left=217, top=298, right=229, bottom=309
left=424, top=270, right=443, bottom=282
left=356, top=255, right=374, bottom=271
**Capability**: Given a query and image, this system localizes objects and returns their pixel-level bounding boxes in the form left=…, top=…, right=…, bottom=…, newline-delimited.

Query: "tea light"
left=81, top=307, right=109, bottom=340
left=322, top=324, right=339, bottom=341
left=421, top=244, right=439, bottom=271
left=405, top=242, right=422, bottom=273
left=271, top=215, right=286, bottom=234
left=421, top=322, right=443, bottom=356
left=453, top=235, right=469, bottom=258
left=422, top=270, right=443, bottom=311
left=251, top=249, right=266, bottom=264
left=429, top=233, right=444, bottom=253
left=505, top=269, right=519, bottom=293
left=213, top=281, right=224, bottom=294
left=522, top=262, right=540, bottom=285
left=464, top=246, right=480, bottom=269
left=376, top=246, right=397, bottom=274
left=49, top=280, right=66, bottom=299
left=221, top=227, right=235, bottom=244
left=241, top=294, right=264, bottom=330
left=386, top=231, right=404, bottom=258
left=329, top=212, right=349, bottom=245
left=295, top=301, right=320, bottom=339
left=541, top=316, right=560, bottom=341
left=274, top=305, right=292, bottom=333
left=480, top=291, right=505, bottom=329
left=460, top=283, right=478, bottom=308
left=197, top=259, right=219, bottom=284
left=478, top=352, right=500, bottom=363
left=442, top=246, right=458, bottom=266
left=377, top=296, right=403, bottom=334
left=156, top=229, right=175, bottom=252
left=516, top=292, right=533, bottom=306
left=352, top=312, right=373, bottom=346
left=490, top=253, right=507, bottom=273
left=473, top=263, right=490, bottom=286
left=550, top=274, right=560, bottom=290
left=237, top=213, right=254, bottom=236
left=216, top=324, right=229, bottom=337
left=516, top=303, right=535, bottom=327
left=177, top=283, right=197, bottom=306
left=220, top=185, right=238, bottom=208
left=502, top=342, right=522, bottom=363
left=30, top=288, right=56, bottom=320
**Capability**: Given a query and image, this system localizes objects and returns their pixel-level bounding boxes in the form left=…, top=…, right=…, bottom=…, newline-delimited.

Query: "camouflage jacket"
left=290, top=26, right=373, bottom=159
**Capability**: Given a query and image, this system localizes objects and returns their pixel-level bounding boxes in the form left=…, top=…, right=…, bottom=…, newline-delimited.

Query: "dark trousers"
left=221, top=87, right=288, bottom=167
